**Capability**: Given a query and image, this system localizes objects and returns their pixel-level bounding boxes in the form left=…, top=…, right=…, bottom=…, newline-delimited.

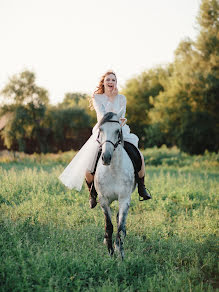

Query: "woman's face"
left=103, top=74, right=117, bottom=92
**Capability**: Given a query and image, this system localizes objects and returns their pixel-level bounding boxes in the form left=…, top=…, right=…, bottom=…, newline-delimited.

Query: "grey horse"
left=94, top=110, right=136, bottom=259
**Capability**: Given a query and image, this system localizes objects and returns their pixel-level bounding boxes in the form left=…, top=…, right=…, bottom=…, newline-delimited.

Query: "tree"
left=42, top=106, right=92, bottom=152
left=148, top=0, right=219, bottom=154
left=0, top=70, right=49, bottom=152
left=121, top=66, right=170, bottom=147
left=58, top=92, right=96, bottom=126
left=1, top=70, right=49, bottom=106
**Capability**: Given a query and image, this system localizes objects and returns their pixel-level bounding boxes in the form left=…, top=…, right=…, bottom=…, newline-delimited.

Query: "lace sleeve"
left=92, top=94, right=105, bottom=122
left=120, top=95, right=127, bottom=119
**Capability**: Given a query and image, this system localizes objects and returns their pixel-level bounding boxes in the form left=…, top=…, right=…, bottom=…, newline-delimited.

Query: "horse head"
left=97, top=109, right=124, bottom=166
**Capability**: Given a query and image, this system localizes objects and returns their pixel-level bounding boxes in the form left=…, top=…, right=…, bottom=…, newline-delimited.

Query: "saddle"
left=91, top=141, right=142, bottom=179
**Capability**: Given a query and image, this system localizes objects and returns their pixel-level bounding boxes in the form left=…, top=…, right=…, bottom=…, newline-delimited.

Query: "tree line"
left=122, top=0, right=219, bottom=154
left=0, top=0, right=218, bottom=154
left=0, top=71, right=94, bottom=153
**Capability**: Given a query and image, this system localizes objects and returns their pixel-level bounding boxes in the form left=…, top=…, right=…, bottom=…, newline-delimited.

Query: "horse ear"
left=117, top=107, right=124, bottom=119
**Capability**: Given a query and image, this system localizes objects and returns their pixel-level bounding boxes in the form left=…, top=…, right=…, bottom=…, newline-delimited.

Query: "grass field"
left=0, top=146, right=218, bottom=291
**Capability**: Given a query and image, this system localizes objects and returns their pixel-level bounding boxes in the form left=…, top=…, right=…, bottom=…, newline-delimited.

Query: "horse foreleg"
left=115, top=201, right=130, bottom=260
left=102, top=205, right=114, bottom=256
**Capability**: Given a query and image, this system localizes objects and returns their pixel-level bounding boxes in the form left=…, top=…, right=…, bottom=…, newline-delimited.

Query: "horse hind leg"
left=115, top=201, right=130, bottom=260
left=102, top=205, right=114, bottom=256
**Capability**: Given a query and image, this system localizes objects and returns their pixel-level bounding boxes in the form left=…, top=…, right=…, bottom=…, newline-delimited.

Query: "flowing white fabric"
left=58, top=94, right=139, bottom=191
left=59, top=131, right=99, bottom=191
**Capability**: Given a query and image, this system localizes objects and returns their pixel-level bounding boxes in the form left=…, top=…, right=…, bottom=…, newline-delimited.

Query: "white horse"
left=94, top=111, right=136, bottom=259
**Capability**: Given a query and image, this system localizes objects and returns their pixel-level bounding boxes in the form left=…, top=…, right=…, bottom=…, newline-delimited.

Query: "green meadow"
left=0, top=146, right=218, bottom=291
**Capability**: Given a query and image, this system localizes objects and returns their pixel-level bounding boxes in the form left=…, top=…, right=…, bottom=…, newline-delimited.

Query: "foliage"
left=58, top=92, right=96, bottom=125
left=0, top=70, right=49, bottom=152
left=122, top=0, right=219, bottom=154
left=1, top=103, right=46, bottom=152
left=0, top=73, right=94, bottom=153
left=1, top=70, right=49, bottom=106
left=148, top=0, right=219, bottom=154
left=0, top=147, right=218, bottom=291
left=121, top=66, right=170, bottom=147
left=59, top=92, right=87, bottom=108
left=42, top=106, right=92, bottom=152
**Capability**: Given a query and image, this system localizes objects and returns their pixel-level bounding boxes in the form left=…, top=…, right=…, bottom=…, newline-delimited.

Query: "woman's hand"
left=120, top=118, right=127, bottom=126
left=112, top=85, right=118, bottom=97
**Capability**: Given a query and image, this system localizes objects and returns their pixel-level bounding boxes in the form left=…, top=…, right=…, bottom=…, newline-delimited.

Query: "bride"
left=59, top=70, right=151, bottom=208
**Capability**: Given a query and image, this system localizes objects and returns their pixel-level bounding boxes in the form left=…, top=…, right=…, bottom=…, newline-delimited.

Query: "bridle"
left=96, top=120, right=123, bottom=151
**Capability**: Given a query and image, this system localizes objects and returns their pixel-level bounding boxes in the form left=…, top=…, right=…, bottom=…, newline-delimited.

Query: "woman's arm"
left=120, top=95, right=127, bottom=126
left=92, top=94, right=106, bottom=122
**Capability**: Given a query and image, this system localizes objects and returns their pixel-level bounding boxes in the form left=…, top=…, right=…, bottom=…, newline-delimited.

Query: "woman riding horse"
left=86, top=71, right=151, bottom=207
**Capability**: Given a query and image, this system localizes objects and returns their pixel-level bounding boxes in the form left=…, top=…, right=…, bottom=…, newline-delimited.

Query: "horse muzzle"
left=102, top=152, right=112, bottom=165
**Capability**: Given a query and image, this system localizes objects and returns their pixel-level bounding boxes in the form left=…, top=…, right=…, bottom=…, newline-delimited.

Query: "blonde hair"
left=89, top=70, right=117, bottom=110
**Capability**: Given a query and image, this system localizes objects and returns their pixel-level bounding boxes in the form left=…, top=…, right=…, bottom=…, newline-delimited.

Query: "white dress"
left=59, top=94, right=139, bottom=191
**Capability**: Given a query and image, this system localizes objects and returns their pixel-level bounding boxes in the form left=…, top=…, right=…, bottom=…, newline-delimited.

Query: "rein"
left=96, top=120, right=122, bottom=151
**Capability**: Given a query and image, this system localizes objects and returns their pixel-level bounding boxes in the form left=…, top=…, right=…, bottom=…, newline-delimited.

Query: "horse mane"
left=98, top=112, right=118, bottom=127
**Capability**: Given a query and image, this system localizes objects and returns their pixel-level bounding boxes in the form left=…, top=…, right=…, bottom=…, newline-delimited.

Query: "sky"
left=0, top=0, right=201, bottom=104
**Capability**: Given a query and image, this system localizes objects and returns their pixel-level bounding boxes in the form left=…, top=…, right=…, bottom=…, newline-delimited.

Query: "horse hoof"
left=120, top=250, right=125, bottom=261
left=114, top=243, right=124, bottom=259
left=89, top=198, right=97, bottom=209
left=109, top=249, right=114, bottom=257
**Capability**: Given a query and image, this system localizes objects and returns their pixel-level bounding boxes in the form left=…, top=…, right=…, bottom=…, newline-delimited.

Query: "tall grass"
left=0, top=147, right=218, bottom=291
